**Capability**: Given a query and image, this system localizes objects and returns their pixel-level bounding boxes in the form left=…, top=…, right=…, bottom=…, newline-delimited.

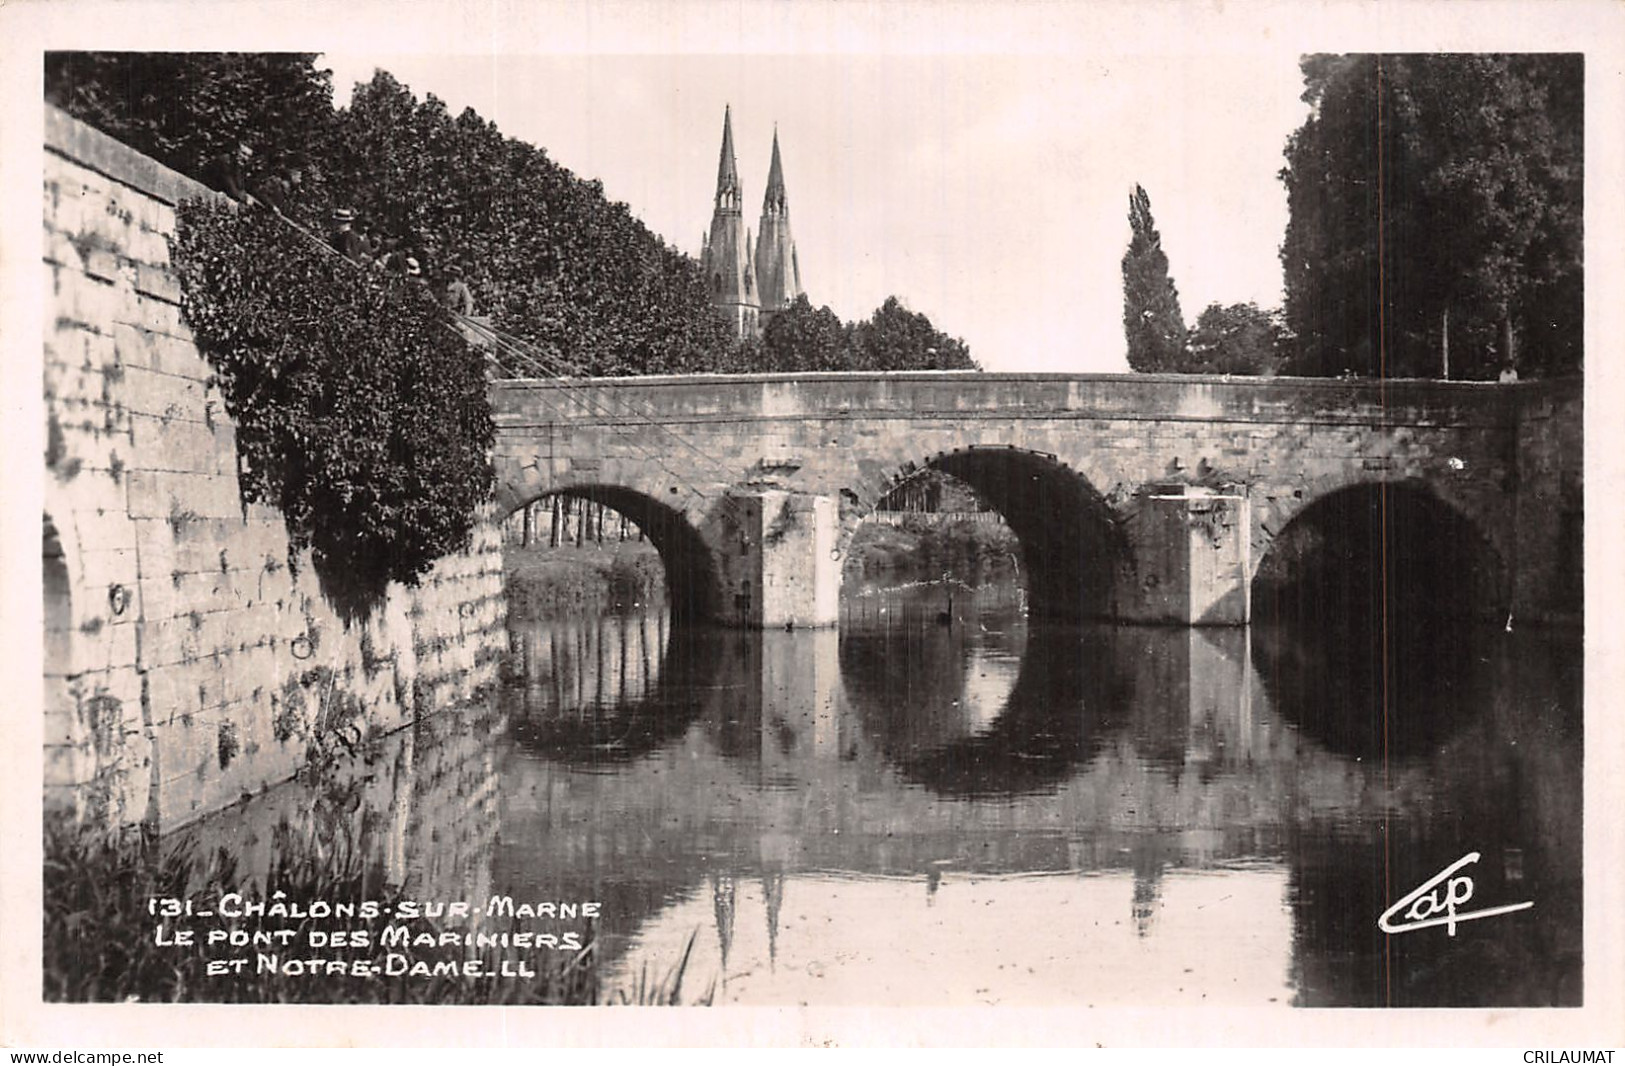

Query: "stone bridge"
left=491, top=372, right=1582, bottom=628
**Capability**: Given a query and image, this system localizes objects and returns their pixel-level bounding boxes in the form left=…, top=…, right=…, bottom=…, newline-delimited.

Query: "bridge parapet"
left=494, top=371, right=1532, bottom=428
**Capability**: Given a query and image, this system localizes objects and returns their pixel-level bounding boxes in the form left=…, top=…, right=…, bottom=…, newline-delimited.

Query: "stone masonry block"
left=167, top=568, right=265, bottom=620
left=71, top=511, right=138, bottom=558
left=134, top=263, right=183, bottom=304
left=128, top=413, right=233, bottom=477
left=141, top=615, right=203, bottom=670
left=221, top=648, right=279, bottom=707
left=154, top=711, right=218, bottom=795
left=44, top=356, right=106, bottom=410
left=130, top=514, right=176, bottom=564
left=62, top=274, right=119, bottom=334
left=44, top=743, right=93, bottom=791
left=74, top=547, right=141, bottom=605
left=118, top=364, right=209, bottom=427
left=126, top=469, right=243, bottom=521
left=125, top=226, right=174, bottom=271
left=78, top=617, right=141, bottom=674
left=82, top=246, right=122, bottom=284
left=135, top=298, right=187, bottom=339
left=49, top=183, right=86, bottom=237
left=82, top=328, right=120, bottom=375
left=168, top=518, right=265, bottom=575
left=75, top=191, right=138, bottom=250
left=136, top=565, right=182, bottom=625
left=195, top=671, right=229, bottom=715
left=73, top=664, right=145, bottom=727
left=143, top=667, right=203, bottom=727
left=152, top=330, right=208, bottom=378
left=106, top=182, right=166, bottom=237
left=111, top=321, right=160, bottom=371
left=43, top=223, right=82, bottom=269
left=142, top=205, right=178, bottom=236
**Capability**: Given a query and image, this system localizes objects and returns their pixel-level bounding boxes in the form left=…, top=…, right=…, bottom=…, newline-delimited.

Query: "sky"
left=318, top=46, right=1310, bottom=373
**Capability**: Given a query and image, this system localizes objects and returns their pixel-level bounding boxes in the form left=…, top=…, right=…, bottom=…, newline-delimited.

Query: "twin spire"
left=714, top=105, right=742, bottom=213
left=701, top=105, right=802, bottom=339
left=762, top=126, right=788, bottom=217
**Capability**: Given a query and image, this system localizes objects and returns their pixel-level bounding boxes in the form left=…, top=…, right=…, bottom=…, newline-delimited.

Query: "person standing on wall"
left=329, top=208, right=366, bottom=261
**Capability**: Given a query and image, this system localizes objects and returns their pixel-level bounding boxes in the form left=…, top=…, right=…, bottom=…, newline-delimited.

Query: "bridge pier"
left=1122, top=485, right=1251, bottom=626
left=719, top=491, right=840, bottom=629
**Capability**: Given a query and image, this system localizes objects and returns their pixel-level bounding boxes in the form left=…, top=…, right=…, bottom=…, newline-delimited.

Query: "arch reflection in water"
left=505, top=608, right=722, bottom=766
left=1246, top=479, right=1581, bottom=1006
left=838, top=596, right=1133, bottom=798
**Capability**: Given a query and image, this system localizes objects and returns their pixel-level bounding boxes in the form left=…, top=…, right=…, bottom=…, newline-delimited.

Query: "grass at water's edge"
left=843, top=515, right=1021, bottom=583
left=42, top=816, right=709, bottom=1005
left=504, top=542, right=665, bottom=619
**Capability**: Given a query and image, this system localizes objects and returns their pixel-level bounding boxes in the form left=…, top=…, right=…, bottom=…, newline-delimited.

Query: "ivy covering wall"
left=172, top=200, right=494, bottom=611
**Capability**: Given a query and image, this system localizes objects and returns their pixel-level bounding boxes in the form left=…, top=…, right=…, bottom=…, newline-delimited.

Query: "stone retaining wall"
left=42, top=104, right=507, bottom=831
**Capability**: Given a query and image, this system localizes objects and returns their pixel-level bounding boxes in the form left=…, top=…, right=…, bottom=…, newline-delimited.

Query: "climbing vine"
left=172, top=200, right=494, bottom=612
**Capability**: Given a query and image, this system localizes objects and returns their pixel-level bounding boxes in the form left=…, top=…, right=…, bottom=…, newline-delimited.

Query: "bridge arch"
left=841, top=446, right=1129, bottom=621
left=42, top=510, right=84, bottom=813
left=1249, top=479, right=1509, bottom=758
left=1251, top=477, right=1508, bottom=626
left=501, top=483, right=722, bottom=622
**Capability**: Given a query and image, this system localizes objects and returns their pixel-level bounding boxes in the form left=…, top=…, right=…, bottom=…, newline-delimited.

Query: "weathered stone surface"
left=42, top=106, right=507, bottom=831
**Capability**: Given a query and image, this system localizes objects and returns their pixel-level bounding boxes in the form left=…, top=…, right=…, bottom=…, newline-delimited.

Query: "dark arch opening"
left=44, top=515, right=72, bottom=680
left=43, top=515, right=74, bottom=808
left=504, top=485, right=718, bottom=623
left=1250, top=481, right=1506, bottom=757
left=862, top=448, right=1125, bottom=621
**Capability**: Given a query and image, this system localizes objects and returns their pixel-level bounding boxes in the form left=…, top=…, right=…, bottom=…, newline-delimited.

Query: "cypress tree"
left=1122, top=184, right=1188, bottom=372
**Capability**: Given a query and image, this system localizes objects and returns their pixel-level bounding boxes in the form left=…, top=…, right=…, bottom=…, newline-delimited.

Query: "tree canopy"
left=855, top=297, right=978, bottom=371
left=1185, top=302, right=1289, bottom=376
left=172, top=199, right=494, bottom=613
left=1279, top=54, right=1582, bottom=379
left=46, top=52, right=337, bottom=178
left=761, top=295, right=852, bottom=371
left=750, top=294, right=978, bottom=372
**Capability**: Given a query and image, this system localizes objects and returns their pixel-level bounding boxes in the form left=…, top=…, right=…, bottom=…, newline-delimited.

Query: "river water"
left=187, top=574, right=1583, bottom=1008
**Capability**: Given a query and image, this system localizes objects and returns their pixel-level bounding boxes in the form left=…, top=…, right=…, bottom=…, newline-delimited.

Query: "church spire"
left=754, top=123, right=802, bottom=323
left=762, top=127, right=788, bottom=216
left=701, top=105, right=759, bottom=338
left=714, top=104, right=742, bottom=214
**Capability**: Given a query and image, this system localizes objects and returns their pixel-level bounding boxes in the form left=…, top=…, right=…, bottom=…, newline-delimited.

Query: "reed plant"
left=43, top=817, right=709, bottom=1005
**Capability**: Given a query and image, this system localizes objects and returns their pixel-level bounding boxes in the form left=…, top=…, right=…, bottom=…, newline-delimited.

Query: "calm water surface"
left=192, top=576, right=1583, bottom=1007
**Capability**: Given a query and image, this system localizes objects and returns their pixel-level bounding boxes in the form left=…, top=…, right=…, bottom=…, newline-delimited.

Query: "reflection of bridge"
left=491, top=373, right=1581, bottom=627
left=488, top=615, right=1580, bottom=1005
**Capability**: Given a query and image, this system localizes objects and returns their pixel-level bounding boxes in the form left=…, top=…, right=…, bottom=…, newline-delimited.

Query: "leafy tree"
left=1280, top=54, right=1582, bottom=379
left=326, top=71, right=733, bottom=378
left=1122, top=184, right=1188, bottom=371
left=47, top=57, right=735, bottom=379
left=45, top=52, right=341, bottom=211
left=855, top=297, right=978, bottom=371
left=761, top=295, right=855, bottom=371
left=1185, top=303, right=1289, bottom=375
